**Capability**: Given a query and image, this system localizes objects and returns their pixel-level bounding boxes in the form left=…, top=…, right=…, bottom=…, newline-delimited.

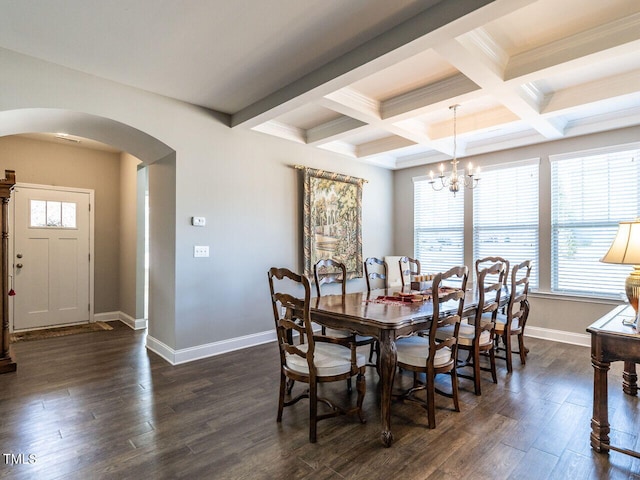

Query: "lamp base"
left=625, top=266, right=640, bottom=328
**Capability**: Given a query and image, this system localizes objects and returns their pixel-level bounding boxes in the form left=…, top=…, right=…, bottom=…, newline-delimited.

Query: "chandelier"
left=428, top=104, right=480, bottom=195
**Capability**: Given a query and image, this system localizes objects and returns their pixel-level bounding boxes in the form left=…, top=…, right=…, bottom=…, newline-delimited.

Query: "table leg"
left=591, top=357, right=610, bottom=454
left=623, top=361, right=638, bottom=396
left=378, top=330, right=397, bottom=447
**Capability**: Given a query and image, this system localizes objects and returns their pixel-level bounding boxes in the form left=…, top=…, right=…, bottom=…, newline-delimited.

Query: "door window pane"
left=30, top=200, right=77, bottom=229
left=46, top=201, right=62, bottom=227
left=61, top=202, right=76, bottom=228
left=31, top=200, right=46, bottom=227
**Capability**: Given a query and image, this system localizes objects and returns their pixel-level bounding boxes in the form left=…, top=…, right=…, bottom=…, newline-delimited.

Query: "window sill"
left=529, top=290, right=623, bottom=306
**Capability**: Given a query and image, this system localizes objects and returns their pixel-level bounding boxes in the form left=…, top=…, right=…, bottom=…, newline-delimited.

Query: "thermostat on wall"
left=191, top=216, right=206, bottom=226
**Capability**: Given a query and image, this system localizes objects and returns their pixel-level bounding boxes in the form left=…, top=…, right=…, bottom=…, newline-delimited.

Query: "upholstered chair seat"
left=436, top=321, right=491, bottom=347
left=324, top=327, right=373, bottom=344
left=286, top=343, right=366, bottom=377
left=493, top=314, right=520, bottom=334
left=396, top=335, right=453, bottom=368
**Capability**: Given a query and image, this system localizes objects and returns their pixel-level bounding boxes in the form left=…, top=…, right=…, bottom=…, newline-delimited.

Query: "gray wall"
left=393, top=125, right=640, bottom=338
left=119, top=152, right=142, bottom=320
left=0, top=48, right=394, bottom=354
left=148, top=153, right=177, bottom=347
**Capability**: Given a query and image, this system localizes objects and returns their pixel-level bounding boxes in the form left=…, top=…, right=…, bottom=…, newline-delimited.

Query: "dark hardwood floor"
left=1, top=322, right=639, bottom=479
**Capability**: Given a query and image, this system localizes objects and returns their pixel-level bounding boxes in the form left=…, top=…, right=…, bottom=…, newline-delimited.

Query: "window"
left=473, top=160, right=539, bottom=288
left=413, top=177, right=464, bottom=273
left=551, top=144, right=640, bottom=297
left=30, top=200, right=77, bottom=228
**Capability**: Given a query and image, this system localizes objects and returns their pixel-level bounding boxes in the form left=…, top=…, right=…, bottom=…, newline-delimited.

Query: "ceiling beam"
left=380, top=74, right=480, bottom=120
left=543, top=69, right=640, bottom=115
left=305, top=116, right=369, bottom=145
left=231, top=0, right=535, bottom=128
left=505, top=12, right=640, bottom=81
left=356, top=136, right=416, bottom=158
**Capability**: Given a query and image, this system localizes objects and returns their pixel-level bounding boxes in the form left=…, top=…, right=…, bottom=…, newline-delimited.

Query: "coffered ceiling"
left=1, top=0, right=639, bottom=169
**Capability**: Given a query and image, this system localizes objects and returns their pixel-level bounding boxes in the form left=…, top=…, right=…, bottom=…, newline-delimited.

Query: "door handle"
left=16, top=263, right=23, bottom=269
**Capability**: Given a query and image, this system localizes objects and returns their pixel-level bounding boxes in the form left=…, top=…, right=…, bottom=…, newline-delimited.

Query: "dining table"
left=311, top=285, right=509, bottom=447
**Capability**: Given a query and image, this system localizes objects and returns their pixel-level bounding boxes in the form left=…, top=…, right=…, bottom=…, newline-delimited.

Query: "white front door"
left=12, top=184, right=92, bottom=330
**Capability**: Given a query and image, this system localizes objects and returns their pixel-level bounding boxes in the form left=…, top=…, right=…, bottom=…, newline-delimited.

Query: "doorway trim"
left=9, top=182, right=95, bottom=331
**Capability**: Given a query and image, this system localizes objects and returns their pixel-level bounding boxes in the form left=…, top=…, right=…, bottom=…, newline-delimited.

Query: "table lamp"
left=601, top=219, right=640, bottom=327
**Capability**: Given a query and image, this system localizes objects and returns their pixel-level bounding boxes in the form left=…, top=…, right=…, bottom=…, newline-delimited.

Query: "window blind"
left=551, top=144, right=640, bottom=297
left=473, top=160, right=539, bottom=288
left=413, top=177, right=464, bottom=274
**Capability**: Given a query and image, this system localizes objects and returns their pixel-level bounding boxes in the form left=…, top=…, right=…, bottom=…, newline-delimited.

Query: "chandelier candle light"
left=600, top=219, right=640, bottom=328
left=429, top=104, right=480, bottom=195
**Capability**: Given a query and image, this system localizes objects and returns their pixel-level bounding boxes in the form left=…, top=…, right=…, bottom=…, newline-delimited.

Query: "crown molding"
left=459, top=27, right=509, bottom=74
left=252, top=120, right=305, bottom=143
left=324, top=87, right=380, bottom=119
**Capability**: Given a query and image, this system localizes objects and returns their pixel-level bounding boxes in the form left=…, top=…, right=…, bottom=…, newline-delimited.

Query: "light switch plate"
left=194, top=245, right=209, bottom=257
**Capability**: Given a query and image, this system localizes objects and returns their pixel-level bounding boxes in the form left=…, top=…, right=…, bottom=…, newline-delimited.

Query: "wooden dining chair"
left=494, top=260, right=532, bottom=372
left=268, top=267, right=366, bottom=443
left=438, top=260, right=506, bottom=395
left=394, top=265, right=469, bottom=429
left=364, top=257, right=388, bottom=291
left=314, top=259, right=377, bottom=366
left=399, top=256, right=421, bottom=288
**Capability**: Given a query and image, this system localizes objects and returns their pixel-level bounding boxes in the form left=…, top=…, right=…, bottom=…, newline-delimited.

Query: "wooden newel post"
left=0, top=170, right=16, bottom=374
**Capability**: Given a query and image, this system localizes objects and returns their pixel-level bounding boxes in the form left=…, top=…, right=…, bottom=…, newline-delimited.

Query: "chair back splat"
left=475, top=256, right=509, bottom=289
left=364, top=257, right=388, bottom=291
left=268, top=267, right=367, bottom=443
left=399, top=256, right=421, bottom=288
left=313, top=258, right=346, bottom=297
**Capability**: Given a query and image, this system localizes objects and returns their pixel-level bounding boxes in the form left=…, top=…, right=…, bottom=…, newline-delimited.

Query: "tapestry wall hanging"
left=300, top=166, right=364, bottom=280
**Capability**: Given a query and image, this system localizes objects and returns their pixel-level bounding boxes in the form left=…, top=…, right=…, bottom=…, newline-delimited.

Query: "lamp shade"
left=601, top=220, right=640, bottom=265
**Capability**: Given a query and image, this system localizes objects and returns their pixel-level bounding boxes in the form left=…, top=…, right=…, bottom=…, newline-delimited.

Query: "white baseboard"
left=94, top=311, right=147, bottom=330
left=118, top=312, right=147, bottom=330
left=94, top=311, right=120, bottom=322
left=146, top=329, right=277, bottom=366
left=525, top=326, right=590, bottom=347
left=140, top=324, right=589, bottom=366
left=145, top=335, right=176, bottom=364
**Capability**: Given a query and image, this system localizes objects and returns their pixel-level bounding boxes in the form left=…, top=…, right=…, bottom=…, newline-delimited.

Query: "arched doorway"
left=0, top=108, right=175, bottom=344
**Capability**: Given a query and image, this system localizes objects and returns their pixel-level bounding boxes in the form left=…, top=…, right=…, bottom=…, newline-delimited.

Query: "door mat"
left=10, top=322, right=113, bottom=342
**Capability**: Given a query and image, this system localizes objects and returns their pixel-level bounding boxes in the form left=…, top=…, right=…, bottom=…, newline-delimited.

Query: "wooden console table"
left=588, top=304, right=640, bottom=458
